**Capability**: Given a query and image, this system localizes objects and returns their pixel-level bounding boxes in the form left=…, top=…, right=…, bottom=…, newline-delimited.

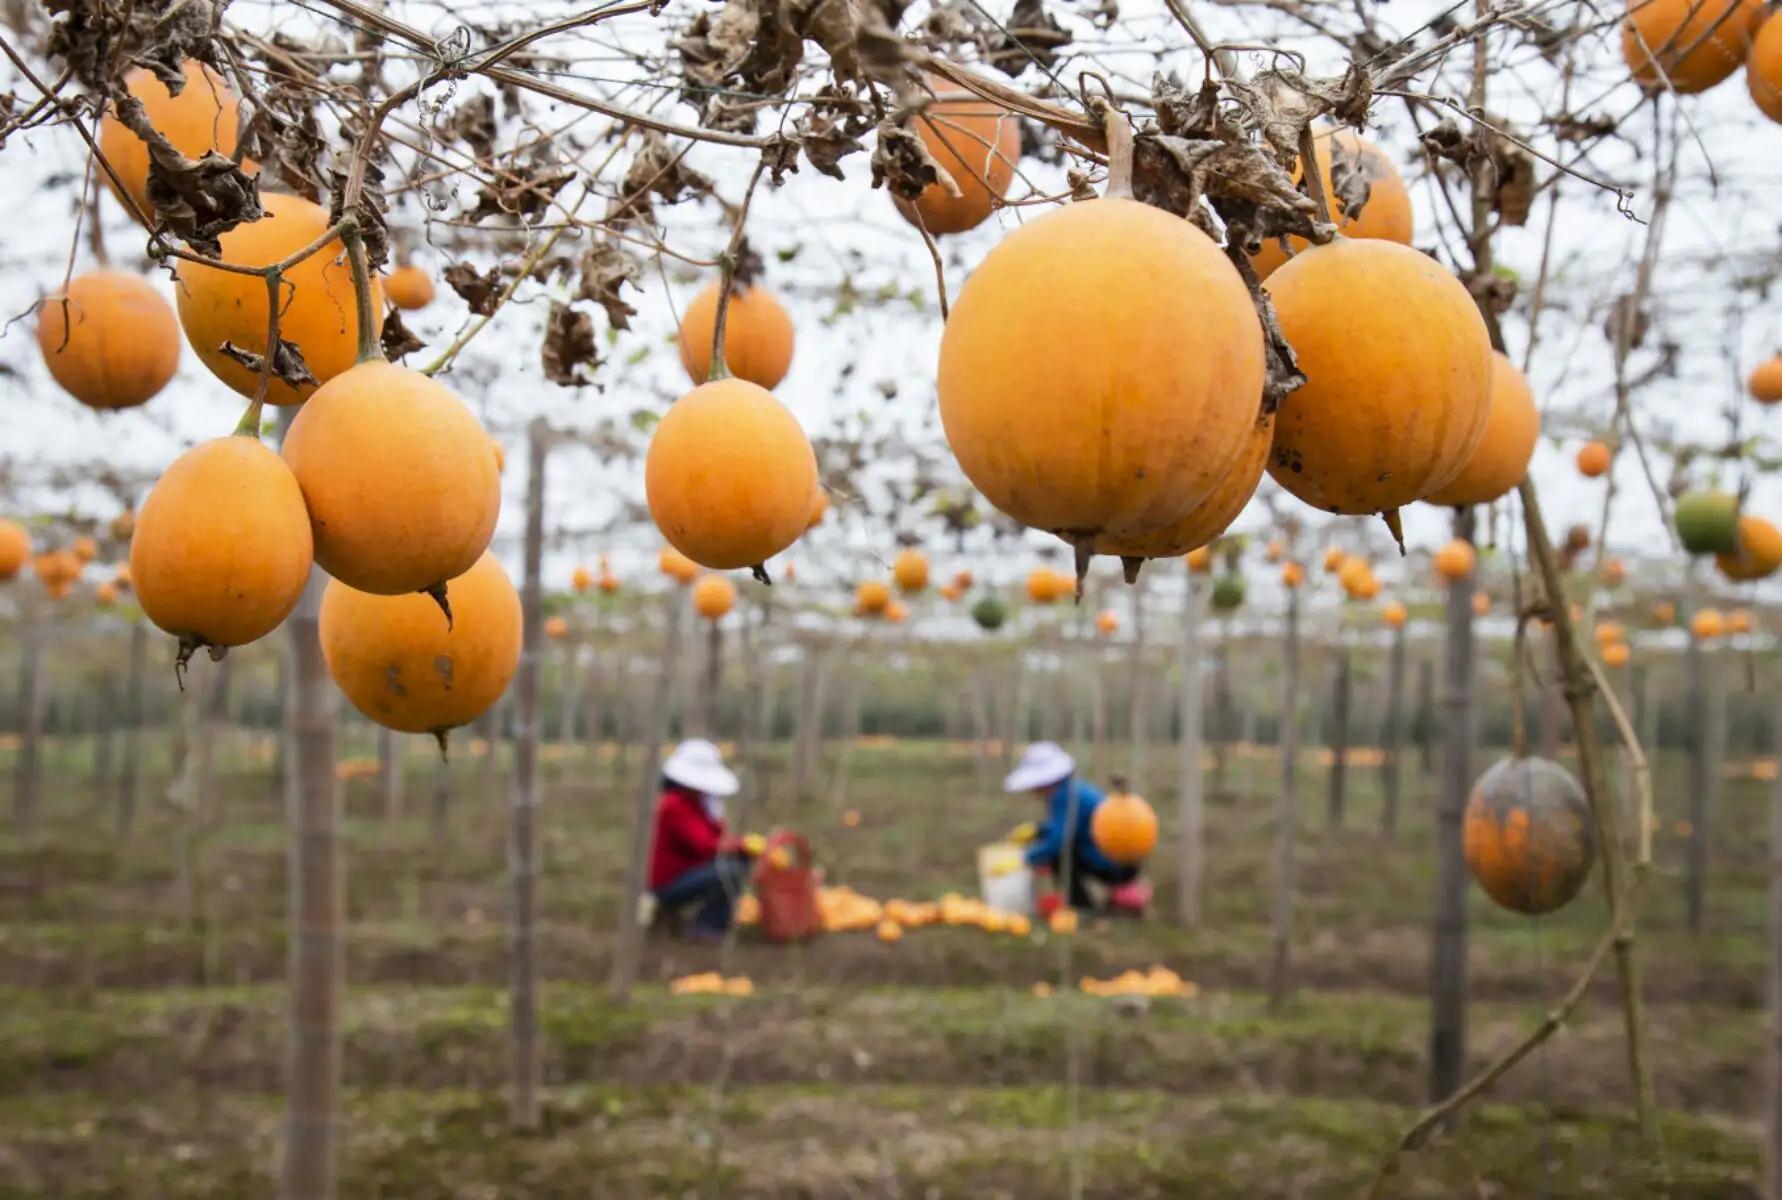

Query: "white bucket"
left=977, top=842, right=1034, bottom=915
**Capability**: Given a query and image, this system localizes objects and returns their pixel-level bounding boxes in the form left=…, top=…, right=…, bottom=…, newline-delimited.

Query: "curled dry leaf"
left=611, top=132, right=715, bottom=223
left=1418, top=115, right=1536, bottom=227
left=444, top=261, right=503, bottom=315
left=576, top=242, right=641, bottom=331
left=870, top=118, right=942, bottom=200
left=328, top=158, right=389, bottom=271
left=218, top=338, right=318, bottom=390
left=50, top=0, right=225, bottom=91
left=467, top=160, right=574, bottom=224
left=379, top=309, right=425, bottom=361
left=542, top=301, right=599, bottom=387
left=987, top=0, right=1070, bottom=78
left=235, top=78, right=326, bottom=203
left=450, top=93, right=497, bottom=160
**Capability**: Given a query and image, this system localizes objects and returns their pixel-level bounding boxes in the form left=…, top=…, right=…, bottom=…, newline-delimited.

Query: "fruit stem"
left=1296, top=124, right=1335, bottom=230
left=1097, top=100, right=1135, bottom=201
left=342, top=219, right=384, bottom=365
left=705, top=159, right=771, bottom=385
left=233, top=270, right=286, bottom=439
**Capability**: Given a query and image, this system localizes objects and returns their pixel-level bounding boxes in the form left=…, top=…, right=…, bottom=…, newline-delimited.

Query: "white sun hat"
left=1003, top=742, right=1075, bottom=793
left=662, top=738, right=740, bottom=797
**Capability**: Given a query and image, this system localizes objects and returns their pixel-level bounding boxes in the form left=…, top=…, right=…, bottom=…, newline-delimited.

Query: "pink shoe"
left=1110, top=879, right=1152, bottom=913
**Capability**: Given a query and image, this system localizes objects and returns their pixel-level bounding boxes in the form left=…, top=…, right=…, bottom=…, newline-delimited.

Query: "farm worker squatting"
left=1003, top=741, right=1142, bottom=909
left=648, top=738, right=762, bottom=940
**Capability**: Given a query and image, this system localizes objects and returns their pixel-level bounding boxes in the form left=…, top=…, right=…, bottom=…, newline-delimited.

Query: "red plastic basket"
left=751, top=831, right=820, bottom=942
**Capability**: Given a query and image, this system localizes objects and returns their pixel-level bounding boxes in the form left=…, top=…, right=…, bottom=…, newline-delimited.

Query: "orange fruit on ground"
left=1576, top=441, right=1611, bottom=478
left=131, top=436, right=313, bottom=653
left=876, top=919, right=904, bottom=943
left=99, top=60, right=240, bottom=222
left=385, top=264, right=435, bottom=311
left=1425, top=351, right=1539, bottom=507
left=646, top=378, right=817, bottom=572
left=893, top=549, right=930, bottom=594
left=1750, top=354, right=1782, bottom=402
left=856, top=580, right=892, bottom=615
left=1382, top=601, right=1408, bottom=629
left=176, top=192, right=383, bottom=405
left=282, top=361, right=500, bottom=596
left=892, top=76, right=1021, bottom=235
left=939, top=196, right=1264, bottom=546
left=1090, top=790, right=1158, bottom=864
left=0, top=520, right=31, bottom=580
left=693, top=575, right=737, bottom=620
left=677, top=282, right=795, bottom=390
left=37, top=271, right=180, bottom=410
left=321, top=551, right=521, bottom=739
left=660, top=547, right=699, bottom=586
left=1093, top=410, right=1274, bottom=571
left=1716, top=514, right=1782, bottom=581
left=1752, top=14, right=1782, bottom=121
left=1622, top=0, right=1763, bottom=93
left=1601, top=641, right=1631, bottom=668
left=1690, top=608, right=1725, bottom=640
left=1265, top=240, right=1491, bottom=523
left=1434, top=539, right=1477, bottom=581
left=1249, top=129, right=1414, bottom=278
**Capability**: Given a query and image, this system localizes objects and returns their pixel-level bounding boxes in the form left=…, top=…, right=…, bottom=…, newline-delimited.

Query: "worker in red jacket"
left=649, top=739, right=751, bottom=941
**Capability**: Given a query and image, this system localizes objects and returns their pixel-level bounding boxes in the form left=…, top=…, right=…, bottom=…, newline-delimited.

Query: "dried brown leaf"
left=542, top=302, right=599, bottom=387
left=444, top=261, right=503, bottom=315
left=576, top=242, right=641, bottom=330
left=218, top=337, right=317, bottom=390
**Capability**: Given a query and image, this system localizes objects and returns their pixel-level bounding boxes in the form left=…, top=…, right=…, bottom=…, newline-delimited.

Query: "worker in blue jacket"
left=1004, top=741, right=1138, bottom=909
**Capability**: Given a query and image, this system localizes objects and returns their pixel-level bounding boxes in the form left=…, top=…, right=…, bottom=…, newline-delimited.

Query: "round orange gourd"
left=1473, top=591, right=1491, bottom=617
left=1425, top=351, right=1539, bottom=507
left=876, top=919, right=904, bottom=943
left=646, top=378, right=817, bottom=572
left=95, top=581, right=120, bottom=605
left=1752, top=14, right=1782, bottom=121
left=599, top=570, right=620, bottom=594
left=1281, top=561, right=1306, bottom=588
left=694, top=575, right=737, bottom=620
left=892, top=76, right=1021, bottom=235
left=884, top=600, right=910, bottom=624
left=1322, top=547, right=1345, bottom=573
left=1690, top=607, right=1725, bottom=640
left=1594, top=621, right=1626, bottom=646
left=952, top=569, right=974, bottom=590
left=1382, top=601, right=1408, bottom=629
left=1716, top=514, right=1782, bottom=581
left=1750, top=354, right=1782, bottom=402
left=0, top=521, right=30, bottom=580
left=1352, top=572, right=1381, bottom=602
left=175, top=192, right=383, bottom=405
left=544, top=615, right=570, bottom=640
left=939, top=196, right=1264, bottom=546
left=321, top=551, right=520, bottom=740
left=1603, top=557, right=1628, bottom=586
left=1653, top=600, right=1677, bottom=625
left=99, top=60, right=240, bottom=222
left=130, top=436, right=313, bottom=655
left=1095, top=610, right=1119, bottom=636
left=32, top=550, right=81, bottom=589
left=1249, top=130, right=1415, bottom=278
left=1184, top=546, right=1213, bottom=574
left=572, top=565, right=593, bottom=593
left=939, top=582, right=963, bottom=602
left=71, top=536, right=98, bottom=564
left=894, top=549, right=930, bottom=594
left=385, top=264, right=435, bottom=311
left=1090, top=790, right=1158, bottom=865
left=37, top=270, right=180, bottom=410
left=1601, top=641, right=1631, bottom=668
left=1434, top=539, right=1477, bottom=581
left=1576, top=440, right=1611, bottom=478
left=1092, top=412, right=1274, bottom=572
left=660, top=547, right=700, bottom=586
left=1265, top=240, right=1491, bottom=524
left=282, top=361, right=499, bottom=596
left=1026, top=567, right=1065, bottom=604
left=1728, top=608, right=1755, bottom=635
left=1622, top=0, right=1762, bottom=93
left=856, top=580, right=892, bottom=615
left=677, top=282, right=794, bottom=390
left=1337, top=556, right=1371, bottom=595
left=1464, top=756, right=1595, bottom=915
left=1264, top=539, right=1285, bottom=563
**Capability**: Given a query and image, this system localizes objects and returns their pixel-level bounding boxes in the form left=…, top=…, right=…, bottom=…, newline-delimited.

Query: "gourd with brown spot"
left=677, top=282, right=794, bottom=390
left=175, top=192, right=384, bottom=405
left=891, top=75, right=1021, bottom=235
left=0, top=520, right=31, bottom=581
left=1425, top=351, right=1539, bottom=507
left=1622, top=0, right=1763, bottom=94
left=99, top=60, right=241, bottom=222
left=1264, top=240, right=1491, bottom=538
left=283, top=360, right=499, bottom=599
left=939, top=165, right=1265, bottom=555
left=131, top=436, right=313, bottom=662
left=646, top=377, right=817, bottom=575
left=1090, top=785, right=1158, bottom=865
left=37, top=271, right=180, bottom=411
left=321, top=551, right=521, bottom=747
left=1463, top=756, right=1595, bottom=915
left=1248, top=129, right=1414, bottom=279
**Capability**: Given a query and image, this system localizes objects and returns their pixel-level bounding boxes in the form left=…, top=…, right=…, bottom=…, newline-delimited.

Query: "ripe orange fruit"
left=1425, top=351, right=1539, bottom=507
left=571, top=565, right=593, bottom=593
left=1601, top=640, right=1631, bottom=668
left=98, top=60, right=240, bottom=221
left=1690, top=608, right=1725, bottom=640
left=544, top=615, right=570, bottom=640
left=1750, top=354, right=1782, bottom=402
left=677, top=282, right=795, bottom=390
left=0, top=520, right=31, bottom=580
left=385, top=264, right=435, bottom=311
left=131, top=437, right=313, bottom=657
left=1382, top=601, right=1408, bottom=629
left=1752, top=13, right=1782, bottom=120
left=893, top=549, right=930, bottom=594
left=1249, top=129, right=1414, bottom=278
left=1090, top=790, right=1158, bottom=864
left=1576, top=441, right=1612, bottom=478
left=856, top=580, right=892, bottom=615
left=37, top=271, right=180, bottom=410
left=693, top=575, right=737, bottom=620
left=1623, top=0, right=1762, bottom=93
left=1281, top=561, right=1306, bottom=589
left=321, top=551, right=521, bottom=742
left=282, top=361, right=500, bottom=597
left=1434, top=539, right=1477, bottom=581
left=659, top=547, right=699, bottom=586
left=175, top=192, right=383, bottom=405
left=1095, top=609, right=1119, bottom=636
left=892, top=76, right=1021, bottom=235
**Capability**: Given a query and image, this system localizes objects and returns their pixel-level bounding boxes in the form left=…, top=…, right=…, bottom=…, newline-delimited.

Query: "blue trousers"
left=653, top=855, right=751, bottom=934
